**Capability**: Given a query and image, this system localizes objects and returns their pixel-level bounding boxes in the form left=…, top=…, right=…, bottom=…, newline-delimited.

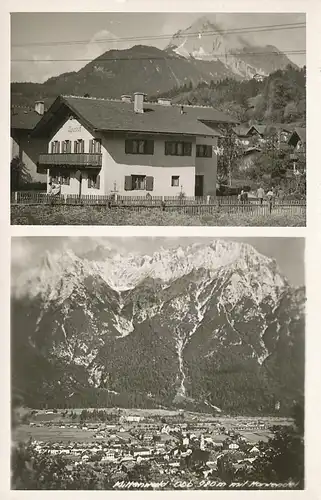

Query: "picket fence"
left=11, top=191, right=306, bottom=216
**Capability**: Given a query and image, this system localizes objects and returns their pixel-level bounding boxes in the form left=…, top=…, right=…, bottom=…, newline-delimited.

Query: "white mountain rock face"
left=166, top=16, right=290, bottom=79
left=12, top=239, right=304, bottom=413
left=13, top=239, right=287, bottom=307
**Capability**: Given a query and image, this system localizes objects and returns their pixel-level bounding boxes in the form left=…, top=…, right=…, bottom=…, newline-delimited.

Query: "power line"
left=12, top=49, right=306, bottom=63
left=11, top=22, right=306, bottom=49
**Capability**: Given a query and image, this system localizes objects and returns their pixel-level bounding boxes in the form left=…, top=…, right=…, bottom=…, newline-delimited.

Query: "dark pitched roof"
left=248, top=124, right=267, bottom=136
left=11, top=106, right=43, bottom=131
left=33, top=95, right=237, bottom=137
left=293, top=127, right=306, bottom=143
left=233, top=125, right=250, bottom=137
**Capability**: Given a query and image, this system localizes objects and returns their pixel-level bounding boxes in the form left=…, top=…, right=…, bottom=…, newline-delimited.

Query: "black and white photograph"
left=10, top=12, right=306, bottom=226
left=11, top=236, right=305, bottom=490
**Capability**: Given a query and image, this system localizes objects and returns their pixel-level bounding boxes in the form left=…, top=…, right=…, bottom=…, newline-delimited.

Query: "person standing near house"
left=266, top=188, right=274, bottom=213
left=257, top=186, right=265, bottom=205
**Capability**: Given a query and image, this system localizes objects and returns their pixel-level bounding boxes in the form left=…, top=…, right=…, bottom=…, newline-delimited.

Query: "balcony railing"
left=38, top=153, right=102, bottom=168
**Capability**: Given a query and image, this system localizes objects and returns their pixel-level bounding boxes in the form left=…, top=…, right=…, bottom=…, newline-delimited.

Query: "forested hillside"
left=152, top=66, right=306, bottom=125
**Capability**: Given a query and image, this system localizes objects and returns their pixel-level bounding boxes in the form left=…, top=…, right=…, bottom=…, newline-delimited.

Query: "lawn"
left=11, top=205, right=306, bottom=226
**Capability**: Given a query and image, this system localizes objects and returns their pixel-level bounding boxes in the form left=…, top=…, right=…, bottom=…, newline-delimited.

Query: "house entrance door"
left=195, top=175, right=204, bottom=196
left=75, top=170, right=82, bottom=197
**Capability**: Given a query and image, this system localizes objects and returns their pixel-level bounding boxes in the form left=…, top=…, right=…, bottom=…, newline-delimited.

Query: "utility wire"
left=12, top=49, right=306, bottom=63
left=11, top=21, right=306, bottom=48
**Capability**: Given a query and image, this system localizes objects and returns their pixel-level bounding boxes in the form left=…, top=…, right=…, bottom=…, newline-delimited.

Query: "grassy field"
left=11, top=205, right=306, bottom=226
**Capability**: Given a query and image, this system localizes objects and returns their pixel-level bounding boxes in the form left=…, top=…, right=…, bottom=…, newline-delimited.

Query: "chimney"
left=121, top=95, right=132, bottom=103
left=35, top=101, right=44, bottom=115
left=157, top=98, right=171, bottom=106
left=134, top=92, right=145, bottom=113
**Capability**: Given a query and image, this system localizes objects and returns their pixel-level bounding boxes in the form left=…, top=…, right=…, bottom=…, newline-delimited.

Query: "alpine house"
left=34, top=93, right=237, bottom=197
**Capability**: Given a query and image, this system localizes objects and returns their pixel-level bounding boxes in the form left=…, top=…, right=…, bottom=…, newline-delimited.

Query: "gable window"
left=74, top=139, right=85, bottom=153
left=196, top=144, right=212, bottom=158
left=125, top=139, right=154, bottom=155
left=171, top=175, right=180, bottom=187
left=88, top=173, right=100, bottom=189
left=89, top=139, right=101, bottom=154
left=124, top=175, right=154, bottom=191
left=62, top=140, right=72, bottom=154
left=50, top=140, right=60, bottom=154
left=165, top=141, right=192, bottom=156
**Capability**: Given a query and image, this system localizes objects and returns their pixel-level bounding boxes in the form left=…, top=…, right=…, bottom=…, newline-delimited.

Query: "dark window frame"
left=125, top=139, right=154, bottom=155
left=62, top=140, right=72, bottom=154
left=74, top=139, right=85, bottom=154
left=165, top=141, right=192, bottom=156
left=132, top=174, right=146, bottom=190
left=88, top=172, right=100, bottom=189
left=196, top=144, right=213, bottom=158
left=89, top=139, right=102, bottom=154
left=171, top=175, right=180, bottom=187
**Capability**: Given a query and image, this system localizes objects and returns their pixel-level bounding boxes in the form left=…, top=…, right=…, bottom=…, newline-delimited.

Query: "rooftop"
left=11, top=105, right=44, bottom=131
left=33, top=94, right=238, bottom=138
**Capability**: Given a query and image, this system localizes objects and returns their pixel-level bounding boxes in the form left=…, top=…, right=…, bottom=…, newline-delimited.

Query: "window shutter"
left=184, top=142, right=192, bottom=156
left=124, top=175, right=132, bottom=190
left=74, top=141, right=77, bottom=153
left=88, top=176, right=92, bottom=188
left=125, top=140, right=131, bottom=154
left=81, top=140, right=85, bottom=153
left=165, top=142, right=170, bottom=155
left=145, top=140, right=154, bottom=155
left=96, top=174, right=100, bottom=190
left=89, top=140, right=93, bottom=154
left=146, top=176, right=154, bottom=191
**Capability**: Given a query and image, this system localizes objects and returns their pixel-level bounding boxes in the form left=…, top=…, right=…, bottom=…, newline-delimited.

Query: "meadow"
left=11, top=205, right=306, bottom=226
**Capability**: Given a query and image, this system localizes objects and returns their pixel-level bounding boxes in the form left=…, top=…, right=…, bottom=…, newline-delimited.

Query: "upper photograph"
left=10, top=12, right=306, bottom=226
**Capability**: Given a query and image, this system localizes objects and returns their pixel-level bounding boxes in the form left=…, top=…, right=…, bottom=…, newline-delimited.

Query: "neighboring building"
left=11, top=101, right=48, bottom=183
left=253, top=73, right=265, bottom=82
left=33, top=94, right=237, bottom=197
left=288, top=127, right=306, bottom=153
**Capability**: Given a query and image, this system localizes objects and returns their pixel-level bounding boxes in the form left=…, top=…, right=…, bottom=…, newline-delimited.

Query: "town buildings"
left=32, top=93, right=237, bottom=197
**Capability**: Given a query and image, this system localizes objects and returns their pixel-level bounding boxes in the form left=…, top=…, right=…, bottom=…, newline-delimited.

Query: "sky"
left=11, top=12, right=306, bottom=83
left=11, top=237, right=305, bottom=286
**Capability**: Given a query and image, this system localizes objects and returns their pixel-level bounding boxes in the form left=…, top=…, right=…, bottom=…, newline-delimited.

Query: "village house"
left=11, top=101, right=48, bottom=184
left=288, top=127, right=306, bottom=153
left=32, top=93, right=237, bottom=197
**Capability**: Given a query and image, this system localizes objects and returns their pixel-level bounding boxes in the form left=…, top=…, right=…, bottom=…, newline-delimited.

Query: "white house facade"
left=34, top=94, right=237, bottom=198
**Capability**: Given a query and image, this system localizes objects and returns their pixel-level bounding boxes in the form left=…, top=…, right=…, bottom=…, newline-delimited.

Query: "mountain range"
left=11, top=240, right=305, bottom=415
left=11, top=16, right=296, bottom=108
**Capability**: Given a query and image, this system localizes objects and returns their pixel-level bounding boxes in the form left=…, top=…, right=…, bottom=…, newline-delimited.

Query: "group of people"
left=238, top=187, right=277, bottom=205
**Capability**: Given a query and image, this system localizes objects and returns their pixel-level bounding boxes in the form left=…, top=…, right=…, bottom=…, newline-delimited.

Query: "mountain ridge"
left=11, top=240, right=304, bottom=415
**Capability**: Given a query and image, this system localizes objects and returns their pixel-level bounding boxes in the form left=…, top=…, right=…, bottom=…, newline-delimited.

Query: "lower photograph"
left=11, top=236, right=305, bottom=491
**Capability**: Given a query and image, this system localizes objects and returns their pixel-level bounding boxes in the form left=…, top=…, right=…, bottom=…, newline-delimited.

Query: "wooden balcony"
left=38, top=153, right=102, bottom=168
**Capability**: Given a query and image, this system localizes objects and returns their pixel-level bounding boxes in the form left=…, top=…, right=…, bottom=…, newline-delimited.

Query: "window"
left=49, top=170, right=60, bottom=184
left=89, top=139, right=101, bottom=154
left=165, top=141, right=192, bottom=156
left=50, top=141, right=60, bottom=154
left=88, top=173, right=100, bottom=189
left=171, top=175, right=180, bottom=187
left=62, top=140, right=72, bottom=153
left=132, top=175, right=146, bottom=190
left=60, top=171, right=70, bottom=186
left=124, top=175, right=154, bottom=191
left=196, top=144, right=212, bottom=158
left=74, top=139, right=84, bottom=153
left=125, top=139, right=154, bottom=155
